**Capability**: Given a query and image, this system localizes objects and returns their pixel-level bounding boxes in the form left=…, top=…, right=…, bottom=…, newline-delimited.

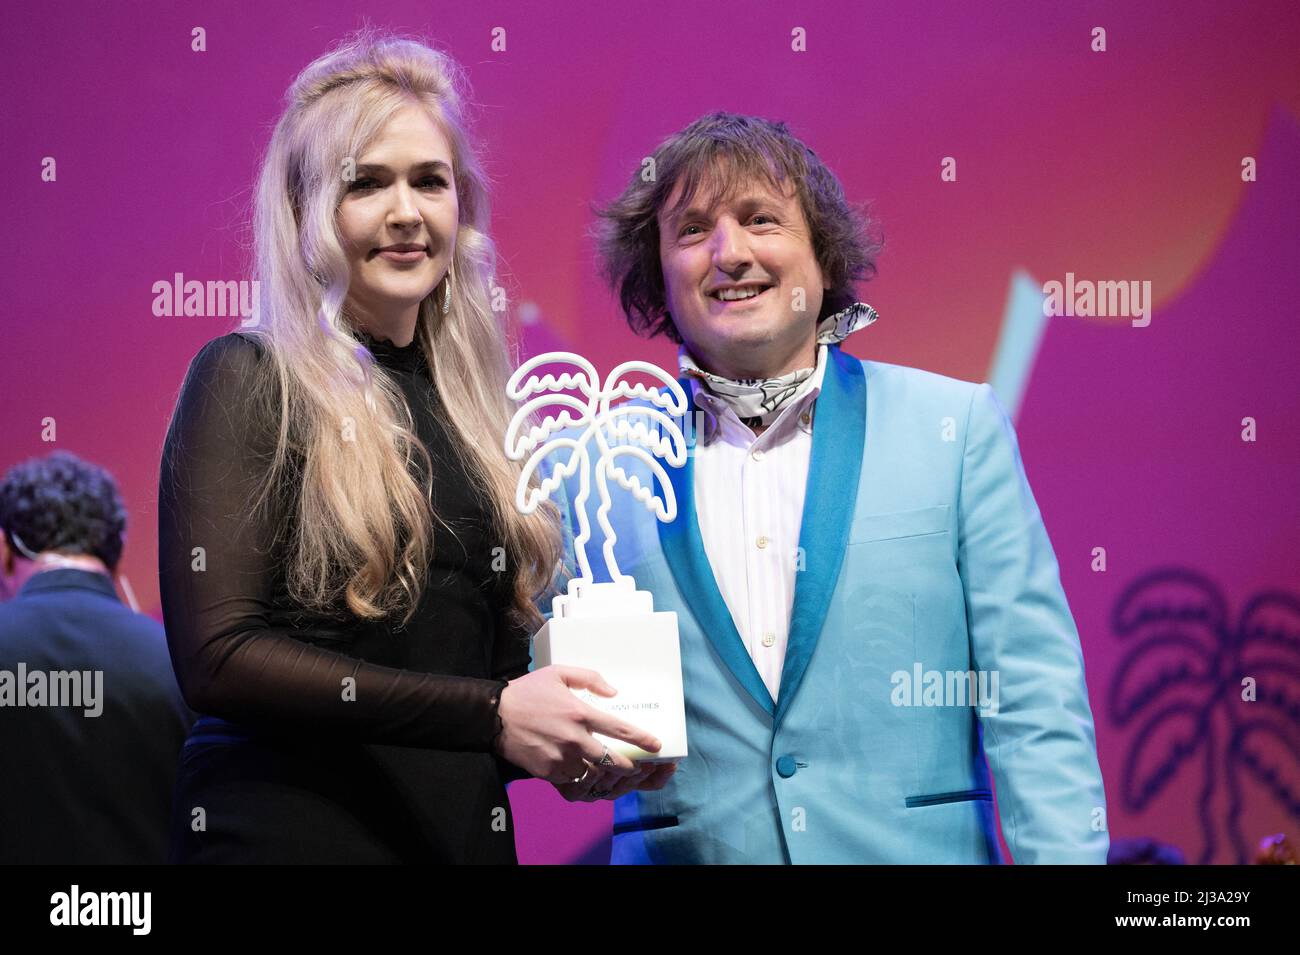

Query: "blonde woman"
left=158, top=31, right=661, bottom=863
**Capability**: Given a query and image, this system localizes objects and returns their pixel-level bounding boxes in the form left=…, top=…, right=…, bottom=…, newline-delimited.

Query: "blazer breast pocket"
left=848, top=504, right=951, bottom=545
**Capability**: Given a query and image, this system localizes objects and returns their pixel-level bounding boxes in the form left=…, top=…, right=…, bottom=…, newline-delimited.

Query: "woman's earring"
left=441, top=266, right=453, bottom=315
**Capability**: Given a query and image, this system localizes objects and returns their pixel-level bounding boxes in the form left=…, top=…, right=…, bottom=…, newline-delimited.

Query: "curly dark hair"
left=0, top=450, right=127, bottom=570
left=594, top=111, right=883, bottom=344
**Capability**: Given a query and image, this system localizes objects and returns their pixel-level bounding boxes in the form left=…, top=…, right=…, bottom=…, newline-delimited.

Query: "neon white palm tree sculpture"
left=505, top=351, right=690, bottom=761
left=506, top=351, right=688, bottom=597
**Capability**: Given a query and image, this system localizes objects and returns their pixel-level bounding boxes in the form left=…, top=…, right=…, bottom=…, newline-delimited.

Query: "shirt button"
left=776, top=755, right=798, bottom=778
left=756, top=535, right=769, bottom=549
left=761, top=632, right=776, bottom=647
left=800, top=412, right=811, bottom=425
left=751, top=448, right=765, bottom=461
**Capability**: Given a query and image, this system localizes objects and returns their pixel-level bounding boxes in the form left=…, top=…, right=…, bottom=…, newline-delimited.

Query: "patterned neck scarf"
left=678, top=302, right=879, bottom=427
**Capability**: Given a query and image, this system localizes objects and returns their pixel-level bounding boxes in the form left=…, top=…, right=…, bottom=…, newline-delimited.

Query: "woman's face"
left=335, top=103, right=459, bottom=332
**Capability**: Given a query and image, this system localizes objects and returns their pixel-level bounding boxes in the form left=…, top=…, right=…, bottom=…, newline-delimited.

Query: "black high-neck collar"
left=355, top=329, right=426, bottom=374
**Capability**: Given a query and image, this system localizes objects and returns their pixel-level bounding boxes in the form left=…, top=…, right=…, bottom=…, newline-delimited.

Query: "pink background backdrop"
left=3, top=0, right=1297, bottom=863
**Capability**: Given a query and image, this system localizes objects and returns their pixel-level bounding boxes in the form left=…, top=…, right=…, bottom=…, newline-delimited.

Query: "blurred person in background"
left=0, top=450, right=193, bottom=864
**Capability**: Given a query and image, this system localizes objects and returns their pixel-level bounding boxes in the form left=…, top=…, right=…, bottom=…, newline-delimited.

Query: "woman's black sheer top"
left=158, top=330, right=530, bottom=779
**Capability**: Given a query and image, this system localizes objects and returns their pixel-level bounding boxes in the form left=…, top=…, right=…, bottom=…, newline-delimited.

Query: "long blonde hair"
left=235, top=29, right=560, bottom=630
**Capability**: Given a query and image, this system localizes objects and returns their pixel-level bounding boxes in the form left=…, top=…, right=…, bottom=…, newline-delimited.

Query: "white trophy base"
left=533, top=579, right=688, bottom=763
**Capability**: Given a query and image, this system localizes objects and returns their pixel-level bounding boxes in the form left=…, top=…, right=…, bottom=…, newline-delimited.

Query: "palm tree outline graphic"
left=1108, top=566, right=1300, bottom=863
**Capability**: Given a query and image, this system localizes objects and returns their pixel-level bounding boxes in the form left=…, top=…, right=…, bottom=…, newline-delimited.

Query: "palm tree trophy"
left=505, top=351, right=690, bottom=761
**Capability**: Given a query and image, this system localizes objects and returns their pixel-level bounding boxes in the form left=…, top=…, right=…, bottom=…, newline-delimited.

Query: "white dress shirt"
left=689, top=345, right=828, bottom=702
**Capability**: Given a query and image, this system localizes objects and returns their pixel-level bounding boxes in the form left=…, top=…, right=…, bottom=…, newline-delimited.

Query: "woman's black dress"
left=158, top=330, right=532, bottom=863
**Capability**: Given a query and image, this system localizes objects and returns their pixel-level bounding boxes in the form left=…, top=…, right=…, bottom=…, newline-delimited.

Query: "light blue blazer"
left=547, top=345, right=1108, bottom=864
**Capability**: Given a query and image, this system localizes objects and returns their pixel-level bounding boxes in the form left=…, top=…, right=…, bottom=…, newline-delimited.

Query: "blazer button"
left=776, top=755, right=797, bottom=778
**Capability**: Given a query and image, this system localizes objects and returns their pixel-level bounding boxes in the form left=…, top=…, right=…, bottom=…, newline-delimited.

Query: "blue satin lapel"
left=658, top=383, right=776, bottom=717
left=775, top=347, right=867, bottom=726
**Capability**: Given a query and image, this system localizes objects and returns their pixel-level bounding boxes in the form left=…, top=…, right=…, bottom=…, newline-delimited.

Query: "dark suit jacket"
left=0, top=568, right=193, bottom=863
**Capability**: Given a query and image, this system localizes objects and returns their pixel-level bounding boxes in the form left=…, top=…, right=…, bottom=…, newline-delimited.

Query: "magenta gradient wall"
left=3, top=1, right=1297, bottom=864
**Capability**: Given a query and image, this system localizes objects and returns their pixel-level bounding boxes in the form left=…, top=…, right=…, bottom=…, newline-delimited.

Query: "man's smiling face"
left=657, top=173, right=826, bottom=380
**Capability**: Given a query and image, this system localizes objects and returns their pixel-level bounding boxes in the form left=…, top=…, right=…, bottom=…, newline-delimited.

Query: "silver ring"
left=597, top=744, right=613, bottom=767
left=571, top=766, right=592, bottom=785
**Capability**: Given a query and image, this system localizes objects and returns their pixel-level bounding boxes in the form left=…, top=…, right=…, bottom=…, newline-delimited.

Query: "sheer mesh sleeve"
left=489, top=606, right=535, bottom=783
left=158, top=334, right=508, bottom=751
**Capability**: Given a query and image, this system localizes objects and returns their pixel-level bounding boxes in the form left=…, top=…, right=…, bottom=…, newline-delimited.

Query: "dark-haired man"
left=557, top=112, right=1107, bottom=864
left=0, top=450, right=192, bottom=863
